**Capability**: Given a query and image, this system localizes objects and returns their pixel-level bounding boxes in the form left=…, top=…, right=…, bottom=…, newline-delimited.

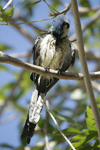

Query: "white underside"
left=40, top=34, right=71, bottom=70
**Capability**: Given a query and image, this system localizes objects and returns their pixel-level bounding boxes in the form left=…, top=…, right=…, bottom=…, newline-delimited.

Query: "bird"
left=21, top=14, right=75, bottom=144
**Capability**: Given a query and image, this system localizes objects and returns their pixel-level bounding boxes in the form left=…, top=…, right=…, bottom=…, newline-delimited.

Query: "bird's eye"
left=63, top=22, right=70, bottom=28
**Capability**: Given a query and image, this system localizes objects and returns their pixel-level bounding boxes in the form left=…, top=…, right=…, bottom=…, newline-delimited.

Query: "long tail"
left=21, top=87, right=45, bottom=144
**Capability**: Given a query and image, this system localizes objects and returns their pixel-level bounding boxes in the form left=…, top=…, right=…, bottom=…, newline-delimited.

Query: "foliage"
left=0, top=5, right=14, bottom=23
left=0, top=0, right=100, bottom=150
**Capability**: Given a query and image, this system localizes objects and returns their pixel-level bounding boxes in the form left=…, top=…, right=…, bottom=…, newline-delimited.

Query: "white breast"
left=40, top=34, right=56, bottom=67
left=40, top=34, right=71, bottom=70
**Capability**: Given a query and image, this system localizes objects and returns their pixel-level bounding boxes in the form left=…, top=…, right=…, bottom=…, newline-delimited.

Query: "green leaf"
left=80, top=10, right=95, bottom=18
left=0, top=143, right=14, bottom=149
left=0, top=5, right=4, bottom=13
left=0, top=5, right=14, bottom=23
left=97, top=144, right=100, bottom=148
left=92, top=140, right=100, bottom=149
left=0, top=65, right=8, bottom=71
left=54, top=149, right=62, bottom=150
left=51, top=128, right=81, bottom=137
left=0, top=82, right=14, bottom=97
left=24, top=0, right=41, bottom=8
left=79, top=0, right=91, bottom=7
left=51, top=0, right=60, bottom=10
left=85, top=106, right=97, bottom=131
left=0, top=44, right=12, bottom=51
left=72, top=130, right=97, bottom=142
left=51, top=110, right=83, bottom=129
left=71, top=130, right=98, bottom=149
left=16, top=146, right=26, bottom=150
left=31, top=144, right=44, bottom=150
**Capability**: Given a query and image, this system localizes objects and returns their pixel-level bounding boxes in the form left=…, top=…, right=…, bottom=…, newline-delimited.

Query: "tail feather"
left=21, top=87, right=45, bottom=144
left=21, top=114, right=36, bottom=144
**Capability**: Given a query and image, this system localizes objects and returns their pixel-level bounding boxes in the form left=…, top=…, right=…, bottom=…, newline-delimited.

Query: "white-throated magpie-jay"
left=21, top=14, right=75, bottom=144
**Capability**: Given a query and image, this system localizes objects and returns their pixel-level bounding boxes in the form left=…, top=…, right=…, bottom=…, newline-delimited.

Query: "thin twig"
left=44, top=100, right=51, bottom=150
left=71, top=0, right=100, bottom=143
left=43, top=102, right=76, bottom=150
left=0, top=51, right=100, bottom=81
left=1, top=16, right=55, bottom=26
left=50, top=2, right=71, bottom=16
left=3, top=0, right=13, bottom=10
left=11, top=17, right=47, bottom=34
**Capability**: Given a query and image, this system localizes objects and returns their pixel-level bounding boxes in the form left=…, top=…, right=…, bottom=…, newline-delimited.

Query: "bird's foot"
left=57, top=69, right=62, bottom=76
left=44, top=66, right=50, bottom=72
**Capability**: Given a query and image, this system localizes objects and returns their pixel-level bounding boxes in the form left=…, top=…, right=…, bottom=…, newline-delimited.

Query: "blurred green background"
left=0, top=0, right=100, bottom=149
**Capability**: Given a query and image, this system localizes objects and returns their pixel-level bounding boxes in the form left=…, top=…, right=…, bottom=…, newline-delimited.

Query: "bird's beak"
left=52, top=22, right=63, bottom=39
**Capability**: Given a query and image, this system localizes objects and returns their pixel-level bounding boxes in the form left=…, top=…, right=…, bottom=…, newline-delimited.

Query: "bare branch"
left=43, top=102, right=76, bottom=150
left=71, top=0, right=100, bottom=143
left=3, top=0, right=13, bottom=10
left=44, top=100, right=51, bottom=150
left=0, top=51, right=100, bottom=81
left=10, top=53, right=28, bottom=58
left=78, top=5, right=100, bottom=15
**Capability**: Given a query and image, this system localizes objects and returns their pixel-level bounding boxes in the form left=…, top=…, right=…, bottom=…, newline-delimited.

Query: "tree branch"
left=71, top=0, right=100, bottom=143
left=0, top=51, right=100, bottom=81
left=3, top=0, right=13, bottom=10
left=78, top=5, right=100, bottom=15
left=43, top=102, right=76, bottom=150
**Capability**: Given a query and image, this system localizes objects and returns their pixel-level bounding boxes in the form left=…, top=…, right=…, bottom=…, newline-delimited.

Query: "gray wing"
left=44, top=43, right=75, bottom=93
left=30, top=34, right=51, bottom=93
left=30, top=36, right=41, bottom=83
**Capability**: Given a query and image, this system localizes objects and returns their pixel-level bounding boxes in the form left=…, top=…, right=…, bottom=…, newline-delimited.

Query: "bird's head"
left=49, top=15, right=70, bottom=40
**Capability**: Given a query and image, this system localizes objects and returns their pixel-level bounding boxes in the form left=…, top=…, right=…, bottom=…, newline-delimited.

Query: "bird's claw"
left=44, top=66, right=50, bottom=72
